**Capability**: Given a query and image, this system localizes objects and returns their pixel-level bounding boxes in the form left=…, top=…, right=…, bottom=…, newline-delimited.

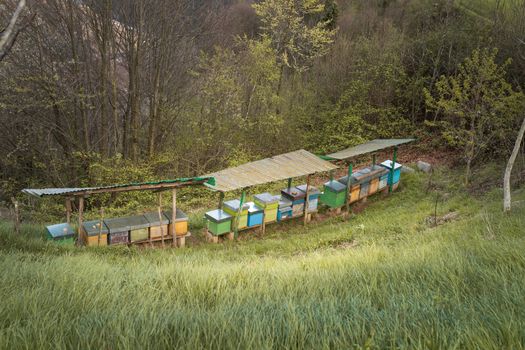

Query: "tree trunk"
left=504, top=116, right=525, bottom=212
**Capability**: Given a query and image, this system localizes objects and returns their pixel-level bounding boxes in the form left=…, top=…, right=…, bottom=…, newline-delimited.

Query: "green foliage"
left=424, top=48, right=524, bottom=182
left=253, top=0, right=337, bottom=72
left=1, top=170, right=525, bottom=348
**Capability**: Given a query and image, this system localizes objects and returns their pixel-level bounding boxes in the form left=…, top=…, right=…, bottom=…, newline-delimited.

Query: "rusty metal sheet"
left=326, top=139, right=415, bottom=160
left=205, top=150, right=338, bottom=192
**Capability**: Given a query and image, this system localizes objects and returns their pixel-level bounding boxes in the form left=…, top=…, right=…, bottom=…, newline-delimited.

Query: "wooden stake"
left=65, top=197, right=72, bottom=224
left=304, top=175, right=311, bottom=226
left=158, top=192, right=164, bottom=248
left=78, top=196, right=84, bottom=246
left=98, top=208, right=104, bottom=246
left=171, top=189, right=177, bottom=247
left=345, top=163, right=353, bottom=215
left=11, top=197, right=20, bottom=235
left=218, top=192, right=224, bottom=209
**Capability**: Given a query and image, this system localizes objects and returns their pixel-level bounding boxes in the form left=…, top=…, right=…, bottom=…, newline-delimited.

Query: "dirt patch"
left=425, top=211, right=460, bottom=227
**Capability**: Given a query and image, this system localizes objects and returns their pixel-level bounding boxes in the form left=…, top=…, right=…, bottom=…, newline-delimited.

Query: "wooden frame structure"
left=22, top=177, right=214, bottom=248
left=204, top=150, right=338, bottom=240
left=323, top=139, right=415, bottom=212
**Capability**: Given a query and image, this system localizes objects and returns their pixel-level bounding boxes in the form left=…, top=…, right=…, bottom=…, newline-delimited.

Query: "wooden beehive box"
left=104, top=217, right=131, bottom=245
left=223, top=199, right=249, bottom=229
left=82, top=220, right=109, bottom=246
left=205, top=209, right=232, bottom=236
left=46, top=223, right=75, bottom=245
left=320, top=180, right=346, bottom=208
left=164, top=208, right=189, bottom=236
left=144, top=211, right=170, bottom=240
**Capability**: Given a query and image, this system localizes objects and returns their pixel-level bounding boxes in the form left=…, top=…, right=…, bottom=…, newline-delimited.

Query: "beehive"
left=223, top=199, right=249, bottom=229
left=296, top=185, right=321, bottom=212
left=380, top=160, right=402, bottom=184
left=125, top=215, right=150, bottom=243
left=246, top=202, right=264, bottom=227
left=369, top=177, right=379, bottom=195
left=205, top=209, right=232, bottom=236
left=254, top=193, right=279, bottom=223
left=164, top=208, right=190, bottom=236
left=277, top=197, right=293, bottom=221
left=378, top=174, right=389, bottom=190
left=320, top=180, right=347, bottom=208
left=281, top=187, right=306, bottom=217
left=104, top=217, right=130, bottom=245
left=82, top=220, right=108, bottom=246
left=337, top=175, right=359, bottom=204
left=144, top=211, right=170, bottom=239
left=46, top=223, right=75, bottom=245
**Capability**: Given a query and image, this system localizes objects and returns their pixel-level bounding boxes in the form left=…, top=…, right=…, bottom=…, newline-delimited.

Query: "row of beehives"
left=46, top=208, right=189, bottom=246
left=205, top=160, right=402, bottom=237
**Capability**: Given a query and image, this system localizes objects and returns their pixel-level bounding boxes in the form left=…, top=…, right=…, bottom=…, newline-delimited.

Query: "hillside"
left=1, top=169, right=524, bottom=349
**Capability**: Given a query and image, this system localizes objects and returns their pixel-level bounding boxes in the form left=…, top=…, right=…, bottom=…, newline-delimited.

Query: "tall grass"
left=1, top=171, right=524, bottom=349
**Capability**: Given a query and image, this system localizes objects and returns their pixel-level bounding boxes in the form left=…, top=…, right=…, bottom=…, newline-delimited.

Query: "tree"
left=503, top=116, right=525, bottom=212
left=0, top=0, right=27, bottom=61
left=252, top=0, right=336, bottom=92
left=424, top=48, right=523, bottom=185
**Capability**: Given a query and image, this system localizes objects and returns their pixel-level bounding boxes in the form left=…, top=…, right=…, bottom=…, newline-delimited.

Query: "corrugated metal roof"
left=205, top=149, right=338, bottom=192
left=22, top=177, right=215, bottom=198
left=325, top=139, right=415, bottom=160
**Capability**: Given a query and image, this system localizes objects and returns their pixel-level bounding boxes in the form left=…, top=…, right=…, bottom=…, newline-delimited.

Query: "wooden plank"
left=171, top=189, right=177, bottom=247
left=65, top=197, right=72, bottom=224
left=304, top=175, right=311, bottom=226
left=158, top=192, right=164, bottom=248
left=78, top=197, right=84, bottom=246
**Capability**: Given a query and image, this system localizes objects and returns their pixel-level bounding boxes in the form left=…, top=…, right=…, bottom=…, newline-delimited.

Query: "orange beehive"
left=368, top=178, right=379, bottom=195
left=164, top=208, right=189, bottom=236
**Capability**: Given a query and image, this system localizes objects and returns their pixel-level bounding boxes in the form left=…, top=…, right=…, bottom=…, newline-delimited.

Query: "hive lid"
left=82, top=220, right=109, bottom=236
left=104, top=217, right=132, bottom=233
left=163, top=208, right=189, bottom=223
left=246, top=202, right=264, bottom=214
left=324, top=180, right=347, bottom=193
left=124, top=215, right=150, bottom=230
left=144, top=211, right=170, bottom=226
left=254, top=192, right=279, bottom=204
left=337, top=175, right=359, bottom=186
left=380, top=160, right=402, bottom=170
left=279, top=197, right=293, bottom=208
left=223, top=199, right=250, bottom=212
left=371, top=165, right=389, bottom=176
left=205, top=209, right=232, bottom=223
left=46, top=223, right=75, bottom=240
left=295, top=184, right=321, bottom=196
left=281, top=187, right=306, bottom=201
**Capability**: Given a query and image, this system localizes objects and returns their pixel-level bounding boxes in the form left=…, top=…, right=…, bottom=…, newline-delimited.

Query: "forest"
left=1, top=0, right=524, bottom=207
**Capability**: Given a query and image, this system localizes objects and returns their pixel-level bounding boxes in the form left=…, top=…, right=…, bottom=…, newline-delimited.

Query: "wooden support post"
left=329, top=170, right=334, bottom=181
left=345, top=163, right=353, bottom=214
left=177, top=236, right=185, bottom=248
left=218, top=192, right=224, bottom=209
left=304, top=175, right=311, bottom=226
left=234, top=190, right=246, bottom=239
left=372, top=154, right=376, bottom=167
left=158, top=192, right=164, bottom=248
left=262, top=211, right=266, bottom=234
left=389, top=146, right=398, bottom=194
left=98, top=208, right=104, bottom=246
left=65, top=197, right=72, bottom=224
left=287, top=178, right=292, bottom=190
left=11, top=197, right=20, bottom=235
left=171, top=189, right=177, bottom=247
left=78, top=196, right=84, bottom=246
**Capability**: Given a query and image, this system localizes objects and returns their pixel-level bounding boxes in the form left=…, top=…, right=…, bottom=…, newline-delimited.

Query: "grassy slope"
left=0, top=169, right=524, bottom=349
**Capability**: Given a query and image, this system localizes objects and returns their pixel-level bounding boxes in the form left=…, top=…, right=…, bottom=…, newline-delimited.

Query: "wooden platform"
left=205, top=230, right=234, bottom=243
left=132, top=232, right=191, bottom=248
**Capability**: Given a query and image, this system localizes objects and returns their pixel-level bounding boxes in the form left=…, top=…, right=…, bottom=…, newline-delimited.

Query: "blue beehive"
left=380, top=160, right=402, bottom=184
left=246, top=202, right=264, bottom=227
left=277, top=197, right=293, bottom=221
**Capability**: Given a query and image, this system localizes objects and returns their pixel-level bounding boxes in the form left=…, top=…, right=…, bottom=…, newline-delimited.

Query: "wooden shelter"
left=204, top=149, right=338, bottom=237
left=22, top=177, right=215, bottom=248
left=323, top=138, right=415, bottom=211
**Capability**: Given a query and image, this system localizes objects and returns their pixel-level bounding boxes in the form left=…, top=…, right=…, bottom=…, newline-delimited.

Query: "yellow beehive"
left=82, top=220, right=109, bottom=246
left=369, top=178, right=379, bottom=195
left=164, top=208, right=189, bottom=237
left=349, top=184, right=360, bottom=203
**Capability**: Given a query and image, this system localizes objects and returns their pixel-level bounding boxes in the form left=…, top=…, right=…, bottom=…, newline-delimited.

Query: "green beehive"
left=223, top=199, right=249, bottom=229
left=127, top=215, right=150, bottom=243
left=320, top=180, right=347, bottom=208
left=205, top=209, right=232, bottom=236
left=46, top=223, right=75, bottom=245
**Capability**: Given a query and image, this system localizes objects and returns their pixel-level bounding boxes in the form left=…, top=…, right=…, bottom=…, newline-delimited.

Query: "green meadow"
left=1, top=169, right=524, bottom=349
